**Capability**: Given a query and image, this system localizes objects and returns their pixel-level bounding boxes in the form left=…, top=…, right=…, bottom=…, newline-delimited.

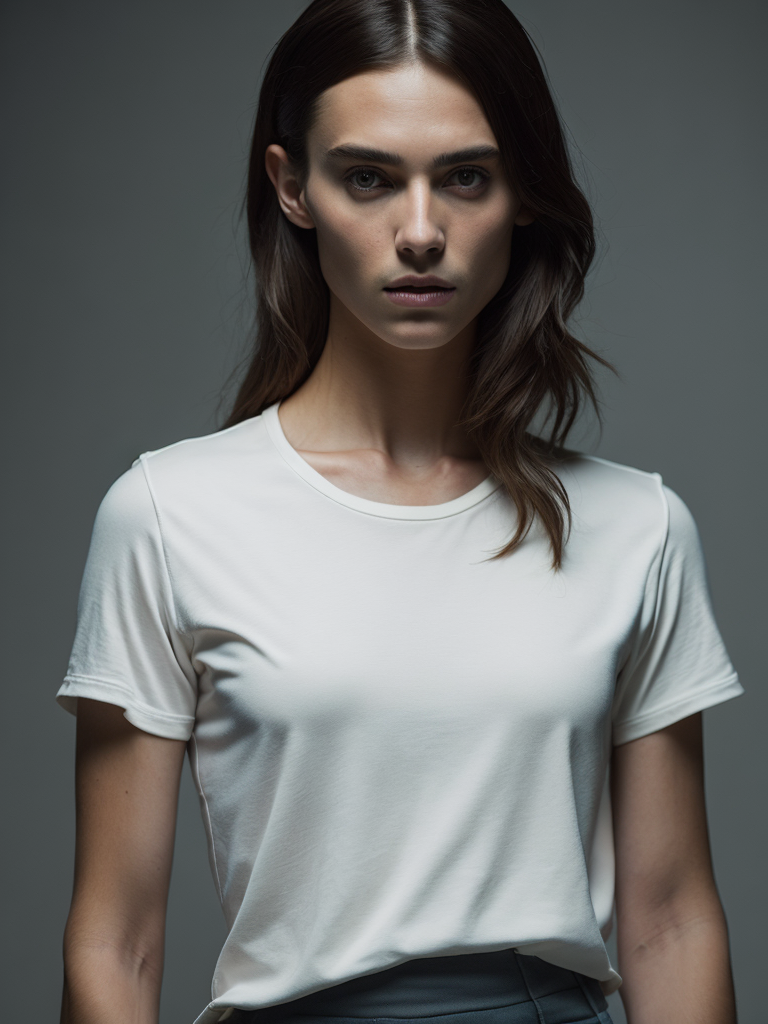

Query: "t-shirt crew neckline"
left=262, top=400, right=502, bottom=521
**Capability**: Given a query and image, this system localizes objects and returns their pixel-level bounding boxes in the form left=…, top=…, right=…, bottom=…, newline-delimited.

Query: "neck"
left=278, top=293, right=483, bottom=470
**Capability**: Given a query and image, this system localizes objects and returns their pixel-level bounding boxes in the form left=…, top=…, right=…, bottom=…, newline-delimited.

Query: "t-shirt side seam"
left=61, top=674, right=196, bottom=724
left=136, top=455, right=195, bottom=661
left=190, top=732, right=225, bottom=905
left=613, top=670, right=742, bottom=736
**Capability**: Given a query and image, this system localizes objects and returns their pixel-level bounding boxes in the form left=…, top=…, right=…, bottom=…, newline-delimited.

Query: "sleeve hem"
left=612, top=671, right=744, bottom=746
left=56, top=675, right=195, bottom=741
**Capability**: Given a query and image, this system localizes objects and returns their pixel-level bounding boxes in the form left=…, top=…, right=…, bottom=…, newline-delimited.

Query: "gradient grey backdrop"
left=2, top=2, right=764, bottom=1021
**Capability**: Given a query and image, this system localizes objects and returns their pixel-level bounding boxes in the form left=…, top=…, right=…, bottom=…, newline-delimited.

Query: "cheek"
left=459, top=208, right=516, bottom=288
left=310, top=188, right=516, bottom=310
left=313, top=207, right=383, bottom=296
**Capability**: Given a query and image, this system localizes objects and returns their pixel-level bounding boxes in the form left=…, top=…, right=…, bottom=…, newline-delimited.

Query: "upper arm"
left=610, top=711, right=722, bottom=945
left=66, top=697, right=188, bottom=964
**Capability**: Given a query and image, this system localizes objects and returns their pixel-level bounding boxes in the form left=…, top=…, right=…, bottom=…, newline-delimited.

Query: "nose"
left=394, top=179, right=445, bottom=257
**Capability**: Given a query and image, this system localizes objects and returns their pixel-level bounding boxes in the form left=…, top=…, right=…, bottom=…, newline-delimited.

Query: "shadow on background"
left=2, top=2, right=763, bottom=1021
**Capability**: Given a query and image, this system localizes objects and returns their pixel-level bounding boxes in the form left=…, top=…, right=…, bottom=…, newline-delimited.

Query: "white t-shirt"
left=56, top=400, right=744, bottom=1024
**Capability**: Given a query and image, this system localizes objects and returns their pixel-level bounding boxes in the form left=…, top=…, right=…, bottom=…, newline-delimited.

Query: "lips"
left=383, top=282, right=457, bottom=307
left=384, top=275, right=456, bottom=291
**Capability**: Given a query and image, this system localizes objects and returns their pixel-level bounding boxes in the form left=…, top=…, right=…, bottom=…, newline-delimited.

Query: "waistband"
left=226, top=948, right=609, bottom=1022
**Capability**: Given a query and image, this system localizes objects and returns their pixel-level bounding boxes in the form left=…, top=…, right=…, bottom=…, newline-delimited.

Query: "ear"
left=264, top=144, right=315, bottom=230
left=514, top=206, right=536, bottom=227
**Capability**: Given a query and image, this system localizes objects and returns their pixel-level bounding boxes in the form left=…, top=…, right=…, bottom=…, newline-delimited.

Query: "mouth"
left=383, top=286, right=455, bottom=293
left=383, top=285, right=457, bottom=308
left=384, top=274, right=456, bottom=291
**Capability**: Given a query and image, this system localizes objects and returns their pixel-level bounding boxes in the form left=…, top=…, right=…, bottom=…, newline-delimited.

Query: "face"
left=266, top=62, right=534, bottom=352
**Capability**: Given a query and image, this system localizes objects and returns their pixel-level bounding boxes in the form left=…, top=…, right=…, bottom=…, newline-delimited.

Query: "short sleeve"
left=611, top=481, right=744, bottom=745
left=55, top=458, right=198, bottom=740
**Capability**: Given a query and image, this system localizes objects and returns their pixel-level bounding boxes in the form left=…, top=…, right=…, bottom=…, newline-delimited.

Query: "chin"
left=379, top=329, right=459, bottom=352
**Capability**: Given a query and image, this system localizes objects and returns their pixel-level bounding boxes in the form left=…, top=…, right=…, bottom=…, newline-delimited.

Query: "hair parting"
left=218, top=0, right=617, bottom=570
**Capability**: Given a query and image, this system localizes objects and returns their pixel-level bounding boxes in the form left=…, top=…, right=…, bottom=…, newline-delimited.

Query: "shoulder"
left=122, top=413, right=273, bottom=508
left=550, top=450, right=698, bottom=558
left=136, top=413, right=268, bottom=484
left=556, top=450, right=664, bottom=521
left=93, top=413, right=271, bottom=535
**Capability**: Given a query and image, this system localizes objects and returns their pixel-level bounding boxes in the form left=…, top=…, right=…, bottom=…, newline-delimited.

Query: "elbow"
left=616, top=879, right=727, bottom=960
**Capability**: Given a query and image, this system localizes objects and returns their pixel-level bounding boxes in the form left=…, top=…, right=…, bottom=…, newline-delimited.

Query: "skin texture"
left=60, top=62, right=737, bottom=1024
left=266, top=61, right=738, bottom=1022
left=610, top=715, right=737, bottom=1023
left=265, top=62, right=534, bottom=506
left=61, top=699, right=187, bottom=1024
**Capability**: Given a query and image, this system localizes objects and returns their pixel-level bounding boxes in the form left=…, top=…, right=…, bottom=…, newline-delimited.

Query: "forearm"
left=617, top=903, right=737, bottom=1024
left=61, top=937, right=164, bottom=1024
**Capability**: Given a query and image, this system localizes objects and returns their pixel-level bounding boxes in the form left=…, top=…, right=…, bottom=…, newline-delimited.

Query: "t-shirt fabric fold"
left=56, top=401, right=744, bottom=1024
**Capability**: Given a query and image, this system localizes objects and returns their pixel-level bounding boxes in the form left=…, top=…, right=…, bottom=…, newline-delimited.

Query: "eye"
left=342, top=164, right=491, bottom=196
left=345, top=168, right=388, bottom=193
left=447, top=166, right=490, bottom=191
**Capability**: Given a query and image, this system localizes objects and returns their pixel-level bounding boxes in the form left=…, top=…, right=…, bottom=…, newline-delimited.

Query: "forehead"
left=309, top=63, right=497, bottom=158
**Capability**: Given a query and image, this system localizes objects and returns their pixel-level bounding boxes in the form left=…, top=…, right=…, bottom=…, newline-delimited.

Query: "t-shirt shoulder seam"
left=640, top=473, right=672, bottom=655
left=576, top=452, right=660, bottom=483
left=134, top=455, right=193, bottom=646
left=614, top=471, right=669, bottom=677
left=135, top=415, right=262, bottom=465
left=61, top=674, right=196, bottom=724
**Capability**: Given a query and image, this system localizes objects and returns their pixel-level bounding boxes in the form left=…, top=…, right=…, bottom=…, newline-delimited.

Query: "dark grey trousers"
left=224, top=948, right=614, bottom=1024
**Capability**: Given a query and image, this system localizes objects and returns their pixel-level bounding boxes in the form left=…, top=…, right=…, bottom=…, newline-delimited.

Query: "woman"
left=56, top=2, right=744, bottom=1023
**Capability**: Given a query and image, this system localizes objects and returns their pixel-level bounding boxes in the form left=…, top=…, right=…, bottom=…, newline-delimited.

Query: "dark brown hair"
left=220, top=0, right=616, bottom=569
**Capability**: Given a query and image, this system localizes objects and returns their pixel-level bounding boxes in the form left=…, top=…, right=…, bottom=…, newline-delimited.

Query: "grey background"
left=2, top=1, right=764, bottom=1021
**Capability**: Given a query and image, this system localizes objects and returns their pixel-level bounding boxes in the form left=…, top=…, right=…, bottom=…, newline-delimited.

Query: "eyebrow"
left=324, top=144, right=501, bottom=168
